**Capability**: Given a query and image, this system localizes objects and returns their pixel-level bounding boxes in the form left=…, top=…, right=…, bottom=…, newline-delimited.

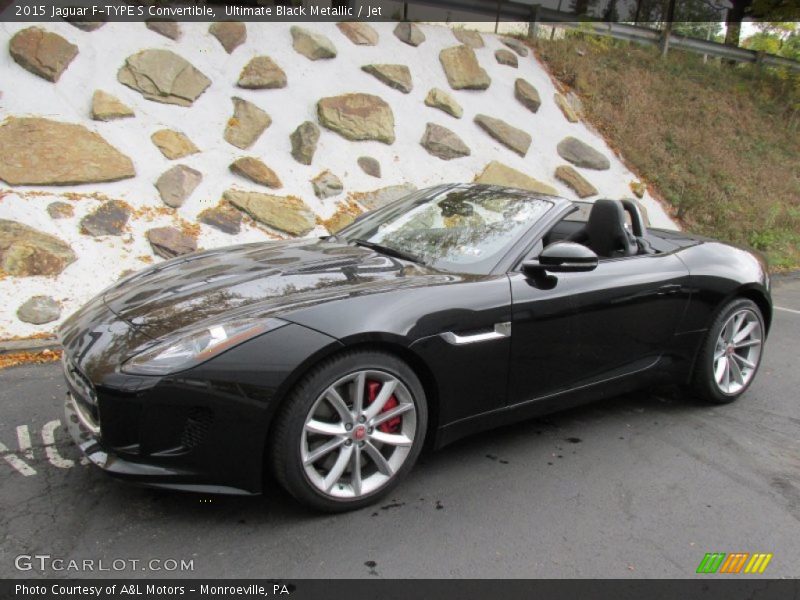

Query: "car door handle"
left=657, top=284, right=682, bottom=296
left=440, top=322, right=511, bottom=345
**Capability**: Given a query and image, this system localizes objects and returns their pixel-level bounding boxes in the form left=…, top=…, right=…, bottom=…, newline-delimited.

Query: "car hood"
left=102, top=238, right=447, bottom=339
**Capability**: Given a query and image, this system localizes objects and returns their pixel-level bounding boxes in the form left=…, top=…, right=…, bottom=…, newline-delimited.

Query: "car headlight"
left=121, top=317, right=288, bottom=376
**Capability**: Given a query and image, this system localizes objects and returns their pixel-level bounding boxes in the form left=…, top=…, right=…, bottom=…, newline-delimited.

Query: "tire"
left=270, top=350, right=428, bottom=512
left=691, top=298, right=765, bottom=404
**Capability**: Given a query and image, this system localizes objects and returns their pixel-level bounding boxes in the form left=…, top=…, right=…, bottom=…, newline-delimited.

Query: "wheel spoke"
left=720, top=357, right=731, bottom=390
left=714, top=357, right=727, bottom=384
left=350, top=446, right=362, bottom=496
left=728, top=354, right=745, bottom=385
left=371, top=430, right=413, bottom=447
left=735, top=338, right=761, bottom=349
left=371, top=402, right=413, bottom=427
left=304, top=437, right=345, bottom=465
left=730, top=313, right=745, bottom=341
left=363, top=441, right=393, bottom=476
left=305, top=419, right=346, bottom=437
left=732, top=353, right=756, bottom=371
left=365, top=380, right=398, bottom=420
left=733, top=321, right=757, bottom=344
left=325, top=388, right=352, bottom=424
left=351, top=372, right=366, bottom=416
left=323, top=445, right=353, bottom=491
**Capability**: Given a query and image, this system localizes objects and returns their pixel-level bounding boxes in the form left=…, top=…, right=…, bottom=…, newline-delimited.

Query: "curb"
left=772, top=269, right=800, bottom=282
left=0, top=337, right=61, bottom=355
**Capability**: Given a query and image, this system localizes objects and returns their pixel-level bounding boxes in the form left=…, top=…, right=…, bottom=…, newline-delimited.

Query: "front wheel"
left=692, top=298, right=765, bottom=404
left=270, top=350, right=427, bottom=512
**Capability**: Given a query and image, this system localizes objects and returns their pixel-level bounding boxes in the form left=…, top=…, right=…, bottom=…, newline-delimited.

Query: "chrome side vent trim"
left=440, top=322, right=511, bottom=345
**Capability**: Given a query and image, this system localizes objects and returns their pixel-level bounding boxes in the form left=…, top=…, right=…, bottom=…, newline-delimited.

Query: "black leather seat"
left=567, top=199, right=638, bottom=258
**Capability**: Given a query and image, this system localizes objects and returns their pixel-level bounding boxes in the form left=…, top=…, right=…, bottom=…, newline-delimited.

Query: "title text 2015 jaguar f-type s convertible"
left=60, top=184, right=771, bottom=511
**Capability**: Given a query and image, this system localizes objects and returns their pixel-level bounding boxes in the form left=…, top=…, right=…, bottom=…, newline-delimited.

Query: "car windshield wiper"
left=350, top=239, right=426, bottom=265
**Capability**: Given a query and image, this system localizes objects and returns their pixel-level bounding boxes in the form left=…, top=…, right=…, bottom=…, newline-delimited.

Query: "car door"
left=508, top=252, right=690, bottom=406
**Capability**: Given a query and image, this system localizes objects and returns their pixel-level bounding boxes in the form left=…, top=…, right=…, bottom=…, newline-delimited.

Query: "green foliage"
left=536, top=38, right=800, bottom=270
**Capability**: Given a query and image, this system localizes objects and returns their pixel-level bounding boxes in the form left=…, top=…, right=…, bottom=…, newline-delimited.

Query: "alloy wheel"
left=713, top=308, right=763, bottom=395
left=301, top=370, right=417, bottom=499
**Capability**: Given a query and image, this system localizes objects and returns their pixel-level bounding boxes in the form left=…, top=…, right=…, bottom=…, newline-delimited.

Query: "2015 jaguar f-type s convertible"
left=60, top=184, right=771, bottom=511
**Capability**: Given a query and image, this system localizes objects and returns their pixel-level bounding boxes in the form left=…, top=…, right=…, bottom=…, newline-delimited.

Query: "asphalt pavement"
left=1, top=276, right=799, bottom=579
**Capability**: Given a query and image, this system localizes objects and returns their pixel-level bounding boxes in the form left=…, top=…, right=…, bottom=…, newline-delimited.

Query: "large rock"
left=80, top=200, right=131, bottom=236
left=358, top=156, right=381, bottom=178
left=420, top=123, right=470, bottom=160
left=224, top=189, right=316, bottom=236
left=452, top=29, right=483, bottom=48
left=312, top=171, right=344, bottom=199
left=501, top=37, right=529, bottom=57
left=290, top=121, right=320, bottom=165
left=17, top=296, right=61, bottom=325
left=0, top=220, right=76, bottom=276
left=475, top=161, right=558, bottom=195
left=291, top=26, right=337, bottom=60
left=317, top=93, right=395, bottom=144
left=9, top=27, right=78, bottom=83
left=118, top=49, right=211, bottom=107
left=439, top=45, right=490, bottom=90
left=495, top=49, right=518, bottom=68
left=209, top=21, right=246, bottom=53
left=393, top=22, right=425, bottom=47
left=230, top=157, right=281, bottom=188
left=151, top=129, right=199, bottom=160
left=354, top=184, right=417, bottom=211
left=91, top=90, right=134, bottom=121
left=237, top=56, right=286, bottom=89
left=362, top=64, right=413, bottom=94
left=514, top=78, right=541, bottom=113
left=147, top=227, right=197, bottom=258
left=424, top=88, right=462, bottom=119
left=555, top=165, right=598, bottom=198
left=557, top=137, right=611, bottom=170
left=324, top=203, right=363, bottom=234
left=146, top=20, right=181, bottom=40
left=47, top=202, right=74, bottom=219
left=155, top=165, right=202, bottom=208
left=554, top=93, right=579, bottom=123
left=224, top=97, right=271, bottom=150
left=336, top=22, right=378, bottom=45
left=198, top=202, right=242, bottom=235
left=474, top=115, right=531, bottom=157
left=0, top=118, right=135, bottom=185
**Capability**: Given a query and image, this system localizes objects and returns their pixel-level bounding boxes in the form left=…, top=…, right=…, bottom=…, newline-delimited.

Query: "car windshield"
left=336, top=185, right=554, bottom=275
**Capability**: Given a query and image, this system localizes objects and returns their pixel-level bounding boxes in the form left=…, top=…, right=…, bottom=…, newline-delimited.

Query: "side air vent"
left=181, top=408, right=214, bottom=450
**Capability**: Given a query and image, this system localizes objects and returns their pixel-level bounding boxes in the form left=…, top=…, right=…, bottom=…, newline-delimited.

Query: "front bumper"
left=64, top=392, right=206, bottom=483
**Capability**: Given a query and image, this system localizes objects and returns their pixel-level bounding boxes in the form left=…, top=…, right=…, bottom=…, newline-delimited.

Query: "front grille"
left=181, top=408, right=213, bottom=449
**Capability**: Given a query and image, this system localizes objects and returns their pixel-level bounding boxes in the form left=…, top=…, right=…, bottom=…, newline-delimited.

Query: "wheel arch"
left=735, top=285, right=772, bottom=335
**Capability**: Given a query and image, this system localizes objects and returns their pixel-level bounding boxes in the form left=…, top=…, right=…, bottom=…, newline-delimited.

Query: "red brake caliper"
left=366, top=380, right=401, bottom=434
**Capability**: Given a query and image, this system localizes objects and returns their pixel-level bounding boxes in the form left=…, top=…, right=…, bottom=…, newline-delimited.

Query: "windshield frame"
left=335, top=184, right=560, bottom=276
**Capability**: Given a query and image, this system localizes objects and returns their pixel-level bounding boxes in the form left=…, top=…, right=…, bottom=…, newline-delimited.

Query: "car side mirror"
left=522, top=241, right=599, bottom=275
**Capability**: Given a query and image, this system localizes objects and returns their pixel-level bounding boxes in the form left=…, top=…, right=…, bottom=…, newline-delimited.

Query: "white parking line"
left=42, top=420, right=75, bottom=469
left=1, top=419, right=88, bottom=476
left=0, top=441, right=36, bottom=476
left=775, top=306, right=800, bottom=315
left=16, top=425, right=33, bottom=460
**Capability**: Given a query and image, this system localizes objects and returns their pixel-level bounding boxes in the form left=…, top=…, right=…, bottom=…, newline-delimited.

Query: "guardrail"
left=520, top=4, right=800, bottom=72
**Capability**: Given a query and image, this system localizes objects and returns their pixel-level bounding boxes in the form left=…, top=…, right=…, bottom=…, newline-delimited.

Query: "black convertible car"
left=60, top=184, right=771, bottom=511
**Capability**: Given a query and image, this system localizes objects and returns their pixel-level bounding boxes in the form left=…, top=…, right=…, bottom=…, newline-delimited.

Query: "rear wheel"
left=692, top=298, right=765, bottom=404
left=270, top=351, right=427, bottom=512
